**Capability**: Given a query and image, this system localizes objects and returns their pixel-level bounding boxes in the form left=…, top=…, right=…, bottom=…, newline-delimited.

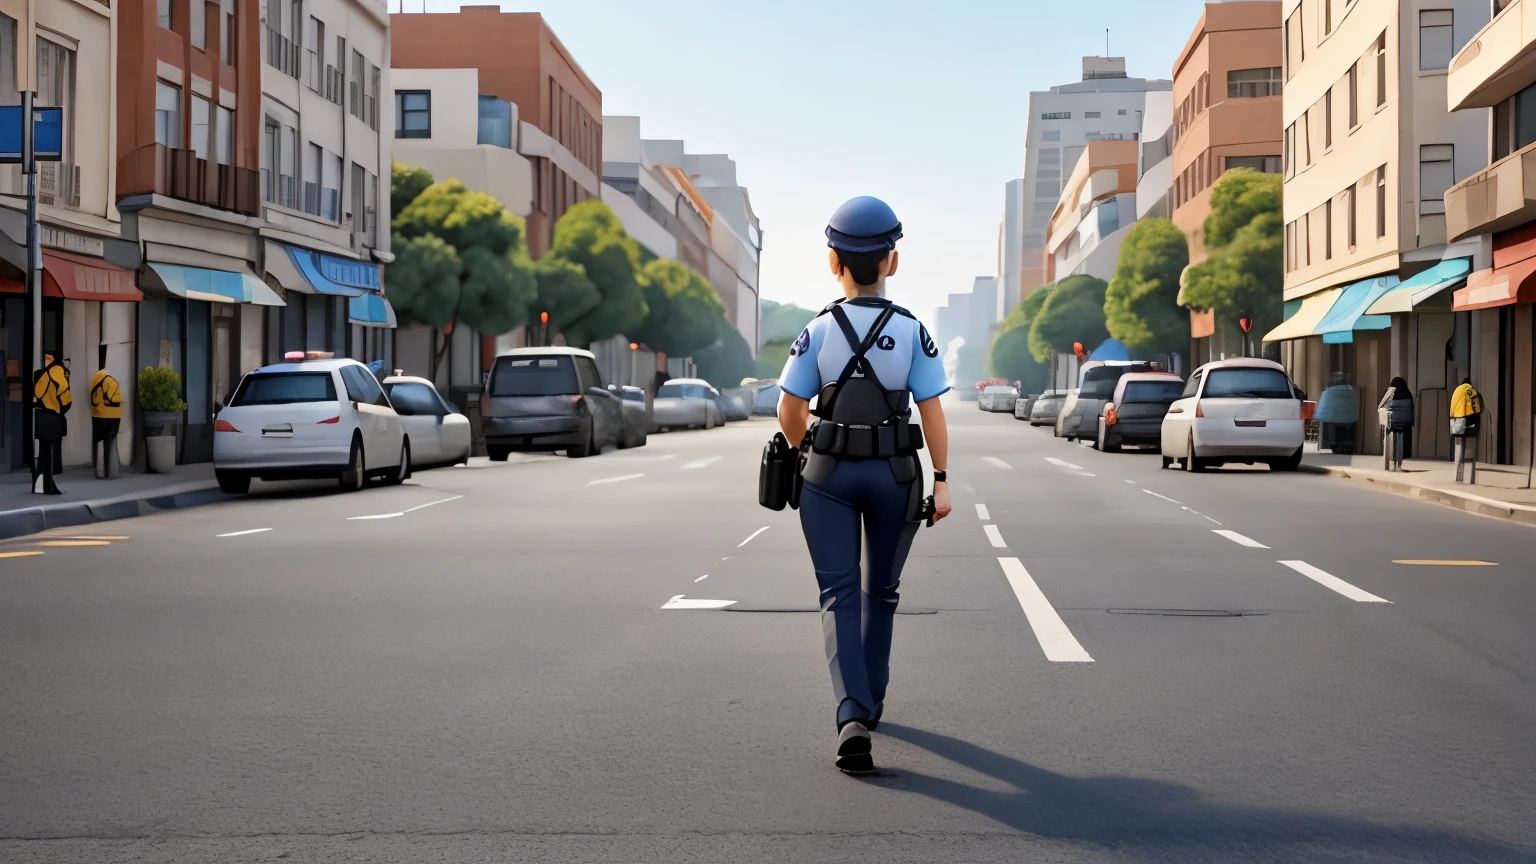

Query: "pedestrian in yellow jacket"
left=32, top=353, right=70, bottom=494
left=90, top=344, right=123, bottom=479
left=1450, top=379, right=1483, bottom=421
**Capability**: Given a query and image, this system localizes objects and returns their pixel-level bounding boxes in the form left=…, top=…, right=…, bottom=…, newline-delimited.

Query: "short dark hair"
left=834, top=249, right=889, bottom=287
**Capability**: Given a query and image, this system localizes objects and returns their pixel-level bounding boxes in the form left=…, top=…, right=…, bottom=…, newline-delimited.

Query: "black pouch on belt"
left=758, top=432, right=795, bottom=511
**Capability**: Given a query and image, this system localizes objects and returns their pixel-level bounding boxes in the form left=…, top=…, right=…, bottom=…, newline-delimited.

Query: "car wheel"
left=1272, top=446, right=1304, bottom=472
left=1184, top=437, right=1206, bottom=473
left=487, top=446, right=510, bottom=462
left=567, top=425, right=595, bottom=458
left=636, top=430, right=647, bottom=448
left=1160, top=455, right=1174, bottom=470
left=340, top=439, right=365, bottom=491
left=387, top=440, right=410, bottom=485
left=216, top=470, right=250, bottom=495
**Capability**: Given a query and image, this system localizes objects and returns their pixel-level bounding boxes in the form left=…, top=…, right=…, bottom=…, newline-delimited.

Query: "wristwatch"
left=933, top=470, right=947, bottom=484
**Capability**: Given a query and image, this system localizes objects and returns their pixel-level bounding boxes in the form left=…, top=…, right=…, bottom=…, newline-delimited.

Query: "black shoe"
left=836, top=721, right=874, bottom=774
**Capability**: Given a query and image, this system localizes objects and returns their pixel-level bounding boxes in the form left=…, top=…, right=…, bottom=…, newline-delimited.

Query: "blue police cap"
left=825, top=196, right=903, bottom=253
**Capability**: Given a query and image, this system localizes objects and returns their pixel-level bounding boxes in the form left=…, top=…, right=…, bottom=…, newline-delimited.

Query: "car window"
left=1182, top=373, right=1203, bottom=399
left=575, top=357, right=603, bottom=392
left=621, top=388, right=645, bottom=403
left=1123, top=381, right=1186, bottom=403
left=1203, top=368, right=1294, bottom=399
left=385, top=382, right=446, bottom=416
left=230, top=371, right=336, bottom=406
left=1080, top=367, right=1126, bottom=397
left=657, top=383, right=684, bottom=398
left=344, top=365, right=388, bottom=406
left=490, top=356, right=579, bottom=397
left=683, top=384, right=709, bottom=399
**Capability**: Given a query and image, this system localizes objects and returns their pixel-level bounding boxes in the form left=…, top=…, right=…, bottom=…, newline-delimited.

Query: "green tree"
left=389, top=178, right=538, bottom=335
left=755, top=340, right=793, bottom=380
left=988, top=284, right=1053, bottom=391
left=632, top=259, right=725, bottom=358
left=760, top=299, right=817, bottom=343
left=1029, top=274, right=1110, bottom=363
left=532, top=255, right=602, bottom=333
left=1179, top=170, right=1283, bottom=340
left=545, top=200, right=649, bottom=345
left=694, top=322, right=757, bottom=389
left=391, top=163, right=434, bottom=220
left=1105, top=218, right=1190, bottom=357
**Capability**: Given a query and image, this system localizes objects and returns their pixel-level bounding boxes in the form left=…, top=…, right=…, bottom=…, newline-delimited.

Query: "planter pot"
left=145, top=435, right=177, bottom=474
left=143, top=410, right=183, bottom=467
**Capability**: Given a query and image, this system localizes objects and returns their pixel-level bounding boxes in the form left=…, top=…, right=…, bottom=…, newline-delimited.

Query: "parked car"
left=1029, top=390, right=1067, bottom=426
left=747, top=381, right=782, bottom=416
left=213, top=353, right=407, bottom=494
left=718, top=389, right=752, bottom=422
left=653, top=378, right=724, bottom=431
left=382, top=375, right=474, bottom=468
left=1092, top=372, right=1184, bottom=452
left=1160, top=358, right=1305, bottom=472
left=957, top=387, right=980, bottom=402
left=618, top=386, right=650, bottom=449
left=1061, top=361, right=1159, bottom=440
left=1014, top=393, right=1041, bottom=421
left=979, top=384, right=1019, bottom=413
left=481, top=347, right=624, bottom=460
left=1053, top=389, right=1081, bottom=437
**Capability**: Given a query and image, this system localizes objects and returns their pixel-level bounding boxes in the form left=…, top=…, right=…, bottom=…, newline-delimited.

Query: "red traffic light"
left=540, top=311, right=550, bottom=325
left=1239, top=316, right=1254, bottom=333
left=1072, top=341, right=1085, bottom=359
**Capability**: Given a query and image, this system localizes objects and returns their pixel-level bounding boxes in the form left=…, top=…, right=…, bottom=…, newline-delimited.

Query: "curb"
left=0, top=482, right=230, bottom=541
left=1314, top=465, right=1536, bottom=526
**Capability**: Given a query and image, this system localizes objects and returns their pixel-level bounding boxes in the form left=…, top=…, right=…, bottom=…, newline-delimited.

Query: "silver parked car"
left=618, top=386, right=649, bottom=449
left=652, top=378, right=724, bottom=431
left=381, top=376, right=474, bottom=468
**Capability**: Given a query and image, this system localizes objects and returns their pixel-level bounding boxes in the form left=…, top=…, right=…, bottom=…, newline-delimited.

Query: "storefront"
left=1454, top=226, right=1536, bottom=467
left=263, top=241, right=393, bottom=368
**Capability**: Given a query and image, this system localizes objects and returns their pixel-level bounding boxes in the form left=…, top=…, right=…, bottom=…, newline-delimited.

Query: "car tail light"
left=1105, top=405, right=1118, bottom=426
left=1195, top=401, right=1205, bottom=418
left=570, top=395, right=583, bottom=403
left=317, top=416, right=341, bottom=424
left=1301, top=400, right=1317, bottom=420
left=214, top=419, right=240, bottom=433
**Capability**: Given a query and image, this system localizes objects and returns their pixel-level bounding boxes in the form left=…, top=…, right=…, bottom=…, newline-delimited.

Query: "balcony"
left=1448, top=0, right=1536, bottom=110
left=1446, top=140, right=1536, bottom=240
left=119, top=145, right=260, bottom=216
left=264, top=26, right=300, bottom=79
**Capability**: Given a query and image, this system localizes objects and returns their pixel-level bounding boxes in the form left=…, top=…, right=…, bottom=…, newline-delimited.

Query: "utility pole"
left=7, top=93, right=59, bottom=486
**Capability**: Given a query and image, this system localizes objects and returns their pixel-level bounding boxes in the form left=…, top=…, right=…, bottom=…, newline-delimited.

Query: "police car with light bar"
left=212, top=351, right=408, bottom=494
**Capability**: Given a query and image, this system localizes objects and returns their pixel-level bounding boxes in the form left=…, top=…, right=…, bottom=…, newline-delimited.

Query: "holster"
left=758, top=432, right=797, bottom=511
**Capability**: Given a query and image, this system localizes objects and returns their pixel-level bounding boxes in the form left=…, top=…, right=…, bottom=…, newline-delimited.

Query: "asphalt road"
left=2, top=397, right=1533, bottom=863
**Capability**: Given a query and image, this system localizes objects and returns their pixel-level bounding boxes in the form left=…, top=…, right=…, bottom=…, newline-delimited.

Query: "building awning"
left=1313, top=274, right=1400, bottom=344
left=1453, top=255, right=1536, bottom=311
left=144, top=262, right=285, bottom=306
left=1262, top=287, right=1344, bottom=342
left=348, top=291, right=397, bottom=328
left=1364, top=258, right=1470, bottom=315
left=43, top=250, right=142, bottom=301
left=265, top=241, right=383, bottom=297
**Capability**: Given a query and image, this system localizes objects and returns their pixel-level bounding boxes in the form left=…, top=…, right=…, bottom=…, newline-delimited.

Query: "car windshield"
left=1203, top=368, right=1294, bottom=399
left=657, top=384, right=685, bottom=398
left=1080, top=368, right=1126, bottom=397
left=1123, top=381, right=1185, bottom=403
left=622, top=389, right=645, bottom=402
left=490, top=356, right=579, bottom=397
left=230, top=371, right=336, bottom=406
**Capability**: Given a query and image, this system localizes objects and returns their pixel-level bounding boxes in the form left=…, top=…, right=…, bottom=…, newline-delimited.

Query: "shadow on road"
left=871, top=724, right=1528, bottom=863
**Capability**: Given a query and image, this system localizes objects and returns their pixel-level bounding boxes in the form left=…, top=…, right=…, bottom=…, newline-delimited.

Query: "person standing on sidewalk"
left=1450, top=378, right=1483, bottom=483
left=1316, top=372, right=1360, bottom=454
left=89, top=344, right=123, bottom=479
left=32, top=353, right=71, bottom=495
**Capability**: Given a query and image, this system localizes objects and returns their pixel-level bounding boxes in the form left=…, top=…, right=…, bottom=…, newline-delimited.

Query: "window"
left=1041, top=111, right=1070, bottom=120
left=1300, top=111, right=1310, bottom=166
left=323, top=152, right=341, bottom=221
left=159, top=0, right=172, bottom=30
left=1346, top=185, right=1357, bottom=248
left=1420, top=11, right=1453, bottom=71
left=222, top=0, right=237, bottom=64
left=1225, top=155, right=1282, bottom=173
left=367, top=64, right=380, bottom=131
left=262, top=120, right=278, bottom=201
left=1203, top=368, right=1294, bottom=399
left=340, top=365, right=385, bottom=406
left=395, top=90, right=430, bottom=138
left=306, top=17, right=324, bottom=92
left=1117, top=108, right=1127, bottom=115
left=1302, top=212, right=1310, bottom=266
left=490, top=356, right=578, bottom=397
left=1348, top=63, right=1359, bottom=127
left=216, top=107, right=233, bottom=165
left=304, top=142, right=321, bottom=214
left=34, top=37, right=75, bottom=207
left=1324, top=0, right=1332, bottom=34
left=382, top=382, right=445, bottom=416
left=1325, top=199, right=1333, bottom=260
left=1227, top=67, right=1282, bottom=100
left=478, top=96, right=513, bottom=148
left=191, top=0, right=206, bottom=49
left=1285, top=10, right=1303, bottom=78
left=1376, top=34, right=1387, bottom=107
left=350, top=50, right=364, bottom=118
left=350, top=162, right=365, bottom=231
left=155, top=81, right=181, bottom=148
left=1419, top=144, right=1454, bottom=214
left=1085, top=111, right=1101, bottom=119
left=191, top=95, right=211, bottom=160
left=1041, top=130, right=1061, bottom=142
left=331, top=36, right=346, bottom=105
left=279, top=124, right=296, bottom=209
left=1284, top=123, right=1295, bottom=178
left=1285, top=220, right=1296, bottom=272
left=1376, top=166, right=1387, bottom=237
left=1181, top=372, right=1203, bottom=399
left=1325, top=88, right=1333, bottom=147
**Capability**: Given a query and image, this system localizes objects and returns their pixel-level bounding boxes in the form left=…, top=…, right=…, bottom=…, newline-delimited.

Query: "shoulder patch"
left=877, top=334, right=897, bottom=351
left=919, top=324, right=939, bottom=358
left=790, top=327, right=812, bottom=357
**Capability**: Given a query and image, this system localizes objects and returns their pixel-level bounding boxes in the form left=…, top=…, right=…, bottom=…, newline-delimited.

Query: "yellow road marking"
left=1391, top=559, right=1498, bottom=567
left=0, top=550, right=44, bottom=559
left=35, top=540, right=111, bottom=547
left=54, top=535, right=130, bottom=541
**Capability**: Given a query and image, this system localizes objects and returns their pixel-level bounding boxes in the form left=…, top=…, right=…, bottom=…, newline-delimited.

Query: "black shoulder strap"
left=813, top=299, right=845, bottom=319
left=826, top=304, right=897, bottom=402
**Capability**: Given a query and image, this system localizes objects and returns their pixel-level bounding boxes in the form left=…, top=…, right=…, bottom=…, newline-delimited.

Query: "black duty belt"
left=810, top=419, right=924, bottom=459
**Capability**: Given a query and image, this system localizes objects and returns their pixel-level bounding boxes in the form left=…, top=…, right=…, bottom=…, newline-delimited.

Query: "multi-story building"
left=118, top=0, right=273, bottom=465
left=996, top=179, right=1025, bottom=318
left=1268, top=0, right=1489, bottom=458
left=1043, top=138, right=1141, bottom=284
left=1168, top=2, right=1285, bottom=366
left=966, top=276, right=998, bottom=358
left=1, top=0, right=143, bottom=474
left=258, top=0, right=393, bottom=372
left=1443, top=0, right=1536, bottom=467
left=1136, top=90, right=1176, bottom=221
left=1020, top=57, right=1171, bottom=300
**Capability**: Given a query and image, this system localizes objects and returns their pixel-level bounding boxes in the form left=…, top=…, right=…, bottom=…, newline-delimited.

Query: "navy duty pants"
left=799, top=458, right=919, bottom=728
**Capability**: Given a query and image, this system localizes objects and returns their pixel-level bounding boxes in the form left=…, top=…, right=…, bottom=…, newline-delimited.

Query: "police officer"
left=90, top=344, right=124, bottom=479
left=32, top=352, right=71, bottom=495
left=777, top=196, right=952, bottom=774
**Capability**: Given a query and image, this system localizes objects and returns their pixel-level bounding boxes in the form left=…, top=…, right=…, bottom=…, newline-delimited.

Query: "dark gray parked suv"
left=481, top=348, right=623, bottom=460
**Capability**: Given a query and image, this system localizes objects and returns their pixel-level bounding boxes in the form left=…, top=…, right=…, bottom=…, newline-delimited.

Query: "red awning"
left=1454, top=256, right=1536, bottom=311
left=42, top=250, right=141, bottom=301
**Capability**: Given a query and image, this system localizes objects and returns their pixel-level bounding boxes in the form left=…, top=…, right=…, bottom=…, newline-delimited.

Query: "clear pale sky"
left=404, top=0, right=1210, bottom=325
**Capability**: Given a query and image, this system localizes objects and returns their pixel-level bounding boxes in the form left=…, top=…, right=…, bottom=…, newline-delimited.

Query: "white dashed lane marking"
left=983, top=456, right=1013, bottom=470
left=738, top=526, right=770, bottom=547
left=1044, top=457, right=1084, bottom=470
left=1278, top=560, right=1392, bottom=603
left=1143, top=489, right=1182, bottom=505
left=587, top=474, right=645, bottom=487
left=997, top=557, right=1093, bottom=662
left=347, top=495, right=465, bottom=521
left=975, top=503, right=991, bottom=520
left=1213, top=529, right=1269, bottom=548
left=682, top=456, right=721, bottom=470
left=983, top=524, right=1007, bottom=548
left=217, top=528, right=272, bottom=538
left=661, top=595, right=737, bottom=610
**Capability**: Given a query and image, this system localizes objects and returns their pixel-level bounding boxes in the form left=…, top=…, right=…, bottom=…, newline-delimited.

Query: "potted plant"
left=138, top=366, right=187, bottom=474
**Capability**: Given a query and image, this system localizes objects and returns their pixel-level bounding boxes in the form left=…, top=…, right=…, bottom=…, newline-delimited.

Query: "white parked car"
left=382, top=376, right=473, bottom=468
left=979, top=384, right=1019, bottom=413
left=1159, top=358, right=1305, bottom=472
left=652, top=378, right=724, bottom=431
left=213, top=353, right=408, bottom=494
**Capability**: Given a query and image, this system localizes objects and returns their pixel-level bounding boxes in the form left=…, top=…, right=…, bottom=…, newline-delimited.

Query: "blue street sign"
left=0, top=105, right=63, bottom=163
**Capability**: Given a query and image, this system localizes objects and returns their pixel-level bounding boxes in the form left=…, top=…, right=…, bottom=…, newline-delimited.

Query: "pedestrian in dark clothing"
left=1382, top=376, right=1414, bottom=469
left=32, top=353, right=70, bottom=495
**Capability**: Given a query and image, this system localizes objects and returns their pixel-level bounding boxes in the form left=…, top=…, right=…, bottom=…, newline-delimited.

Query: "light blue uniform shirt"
left=778, top=297, right=950, bottom=404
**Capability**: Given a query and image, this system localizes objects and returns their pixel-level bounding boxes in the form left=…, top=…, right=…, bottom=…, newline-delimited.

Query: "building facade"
left=1137, top=89, right=1176, bottom=221
left=1268, top=0, right=1489, bottom=458
left=1043, top=138, right=1141, bottom=284
left=997, top=178, right=1025, bottom=318
left=1170, top=1, right=1285, bottom=366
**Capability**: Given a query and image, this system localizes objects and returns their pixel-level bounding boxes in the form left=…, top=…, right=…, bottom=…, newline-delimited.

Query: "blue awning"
left=1090, top=337, right=1130, bottom=361
left=348, top=291, right=397, bottom=328
left=1364, top=258, right=1470, bottom=315
left=285, top=245, right=381, bottom=297
left=1313, top=274, right=1400, bottom=344
left=145, top=262, right=285, bottom=306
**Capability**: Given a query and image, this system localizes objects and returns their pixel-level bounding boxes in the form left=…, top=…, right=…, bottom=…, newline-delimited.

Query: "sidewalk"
left=0, top=464, right=225, bottom=541
left=1302, top=443, right=1536, bottom=526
